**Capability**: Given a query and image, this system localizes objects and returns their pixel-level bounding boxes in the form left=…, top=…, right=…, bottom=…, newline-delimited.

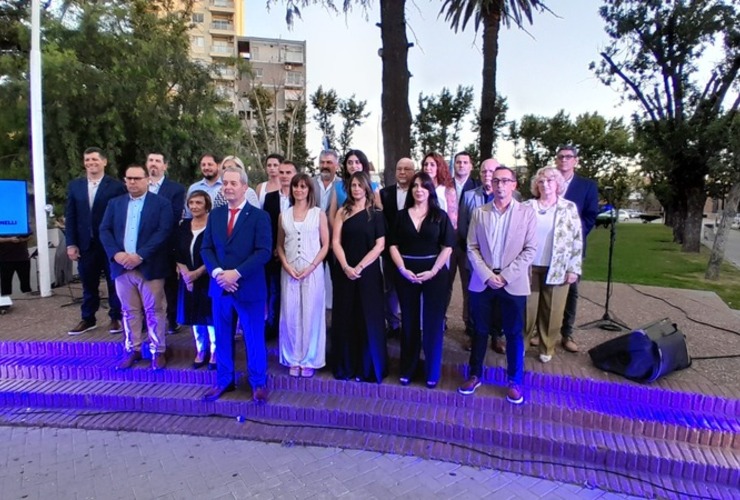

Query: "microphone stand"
left=580, top=189, right=629, bottom=332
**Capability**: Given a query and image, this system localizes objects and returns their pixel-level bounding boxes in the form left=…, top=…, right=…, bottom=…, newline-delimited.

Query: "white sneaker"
left=539, top=354, right=552, bottom=363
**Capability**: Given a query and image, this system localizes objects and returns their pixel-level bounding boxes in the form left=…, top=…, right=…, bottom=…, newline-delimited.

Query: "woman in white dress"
left=276, top=173, right=330, bottom=377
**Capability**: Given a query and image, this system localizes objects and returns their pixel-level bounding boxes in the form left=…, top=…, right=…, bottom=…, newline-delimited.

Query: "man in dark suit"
left=65, top=147, right=127, bottom=336
left=450, top=151, right=481, bottom=335
left=263, top=160, right=297, bottom=340
left=99, top=165, right=175, bottom=370
left=146, top=151, right=186, bottom=334
left=201, top=167, right=272, bottom=403
left=555, top=145, right=599, bottom=353
left=379, top=157, right=415, bottom=337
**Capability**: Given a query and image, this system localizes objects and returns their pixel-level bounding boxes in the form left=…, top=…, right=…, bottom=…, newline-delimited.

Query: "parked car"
left=595, top=209, right=629, bottom=228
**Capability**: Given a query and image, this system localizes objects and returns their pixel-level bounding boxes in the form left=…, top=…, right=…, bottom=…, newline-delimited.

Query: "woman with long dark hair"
left=276, top=173, right=330, bottom=377
left=331, top=171, right=387, bottom=382
left=329, top=149, right=380, bottom=223
left=389, top=172, right=454, bottom=388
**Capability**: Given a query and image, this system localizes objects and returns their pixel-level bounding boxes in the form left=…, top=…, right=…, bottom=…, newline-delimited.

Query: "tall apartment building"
left=187, top=0, right=243, bottom=107
left=235, top=37, right=307, bottom=123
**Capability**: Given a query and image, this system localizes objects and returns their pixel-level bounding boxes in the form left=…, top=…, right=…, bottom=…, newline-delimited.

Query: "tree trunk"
left=478, top=8, right=501, bottom=160
left=681, top=186, right=706, bottom=252
left=705, top=180, right=740, bottom=280
left=379, top=0, right=411, bottom=187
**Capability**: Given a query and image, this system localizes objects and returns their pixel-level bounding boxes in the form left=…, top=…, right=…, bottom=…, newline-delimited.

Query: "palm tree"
left=439, top=0, right=549, bottom=160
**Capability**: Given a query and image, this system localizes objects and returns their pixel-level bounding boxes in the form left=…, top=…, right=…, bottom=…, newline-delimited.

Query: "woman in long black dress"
left=175, top=190, right=215, bottom=369
left=332, top=171, right=387, bottom=382
left=389, top=172, right=454, bottom=388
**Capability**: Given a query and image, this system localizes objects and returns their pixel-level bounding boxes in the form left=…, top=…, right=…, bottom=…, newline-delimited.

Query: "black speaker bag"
left=588, top=318, right=691, bottom=382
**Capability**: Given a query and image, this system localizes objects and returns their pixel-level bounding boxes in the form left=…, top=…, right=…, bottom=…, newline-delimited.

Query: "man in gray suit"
left=458, top=166, right=536, bottom=405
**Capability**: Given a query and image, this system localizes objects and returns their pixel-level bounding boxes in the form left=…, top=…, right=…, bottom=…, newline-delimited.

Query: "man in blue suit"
left=65, top=147, right=127, bottom=336
left=99, top=165, right=175, bottom=370
left=201, top=167, right=272, bottom=403
left=555, top=145, right=599, bottom=353
left=146, top=152, right=186, bottom=333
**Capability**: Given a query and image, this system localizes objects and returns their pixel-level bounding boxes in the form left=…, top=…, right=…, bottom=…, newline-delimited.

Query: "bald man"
left=379, top=158, right=416, bottom=337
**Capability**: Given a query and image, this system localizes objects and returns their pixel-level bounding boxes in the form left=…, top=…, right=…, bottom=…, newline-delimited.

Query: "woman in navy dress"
left=389, top=172, right=454, bottom=388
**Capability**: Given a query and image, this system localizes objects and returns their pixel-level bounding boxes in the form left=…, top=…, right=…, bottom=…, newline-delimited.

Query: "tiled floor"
left=0, top=425, right=642, bottom=500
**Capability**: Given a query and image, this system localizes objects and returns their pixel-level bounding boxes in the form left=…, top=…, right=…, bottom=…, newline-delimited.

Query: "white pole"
left=30, top=0, right=52, bottom=297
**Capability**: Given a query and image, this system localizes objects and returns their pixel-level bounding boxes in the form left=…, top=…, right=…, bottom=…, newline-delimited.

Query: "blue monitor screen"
left=0, top=180, right=30, bottom=236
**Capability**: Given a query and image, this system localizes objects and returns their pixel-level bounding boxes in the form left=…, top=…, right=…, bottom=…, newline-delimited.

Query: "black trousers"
left=0, top=260, right=31, bottom=295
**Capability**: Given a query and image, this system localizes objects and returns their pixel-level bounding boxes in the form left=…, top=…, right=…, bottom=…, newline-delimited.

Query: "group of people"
left=64, top=144, right=597, bottom=405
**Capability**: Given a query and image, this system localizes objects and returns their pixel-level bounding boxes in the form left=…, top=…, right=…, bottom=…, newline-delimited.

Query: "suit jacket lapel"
left=228, top=204, right=251, bottom=242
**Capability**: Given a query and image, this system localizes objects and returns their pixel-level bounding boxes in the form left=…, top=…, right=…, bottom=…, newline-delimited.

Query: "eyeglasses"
left=125, top=176, right=146, bottom=182
left=556, top=154, right=576, bottom=160
left=491, top=178, right=515, bottom=185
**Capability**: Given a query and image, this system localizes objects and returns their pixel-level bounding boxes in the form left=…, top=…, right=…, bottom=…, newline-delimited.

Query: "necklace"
left=536, top=201, right=556, bottom=215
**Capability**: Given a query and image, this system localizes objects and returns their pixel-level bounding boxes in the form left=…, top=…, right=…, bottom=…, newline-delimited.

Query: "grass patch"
left=582, top=223, right=740, bottom=309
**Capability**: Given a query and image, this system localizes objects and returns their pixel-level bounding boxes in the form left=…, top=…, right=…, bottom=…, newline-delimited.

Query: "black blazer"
left=156, top=177, right=186, bottom=226
left=65, top=175, right=126, bottom=251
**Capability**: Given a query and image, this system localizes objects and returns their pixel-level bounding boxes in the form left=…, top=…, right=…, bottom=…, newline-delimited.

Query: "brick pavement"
left=0, top=426, right=641, bottom=500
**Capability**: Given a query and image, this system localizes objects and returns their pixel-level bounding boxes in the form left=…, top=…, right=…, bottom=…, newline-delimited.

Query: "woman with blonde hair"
left=524, top=166, right=582, bottom=363
left=214, top=155, right=259, bottom=208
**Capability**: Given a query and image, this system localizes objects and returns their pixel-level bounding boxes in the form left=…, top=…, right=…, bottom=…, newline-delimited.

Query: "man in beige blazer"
left=458, top=167, right=537, bottom=404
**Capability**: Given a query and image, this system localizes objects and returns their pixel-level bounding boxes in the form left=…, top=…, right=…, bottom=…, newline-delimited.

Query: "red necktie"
left=227, top=208, right=240, bottom=237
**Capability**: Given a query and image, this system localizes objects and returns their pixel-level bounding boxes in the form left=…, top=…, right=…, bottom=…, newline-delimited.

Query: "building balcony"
left=209, top=21, right=235, bottom=35
left=209, top=0, right=235, bottom=13
left=209, top=45, right=235, bottom=58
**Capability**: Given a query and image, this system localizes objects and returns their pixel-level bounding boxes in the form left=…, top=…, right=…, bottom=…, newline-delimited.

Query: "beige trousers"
left=526, top=265, right=570, bottom=356
left=115, top=270, right=167, bottom=355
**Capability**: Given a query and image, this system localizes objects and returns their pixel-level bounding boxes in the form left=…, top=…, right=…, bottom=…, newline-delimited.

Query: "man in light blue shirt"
left=183, top=153, right=223, bottom=218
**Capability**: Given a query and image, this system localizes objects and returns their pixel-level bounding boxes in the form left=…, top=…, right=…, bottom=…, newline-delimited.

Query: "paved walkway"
left=0, top=426, right=640, bottom=500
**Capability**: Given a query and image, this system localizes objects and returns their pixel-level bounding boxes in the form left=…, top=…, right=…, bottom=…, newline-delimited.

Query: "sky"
left=243, top=0, right=639, bottom=169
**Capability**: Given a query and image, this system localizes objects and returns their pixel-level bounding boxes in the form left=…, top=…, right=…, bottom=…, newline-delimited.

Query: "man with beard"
left=183, top=153, right=221, bottom=218
left=146, top=151, right=186, bottom=334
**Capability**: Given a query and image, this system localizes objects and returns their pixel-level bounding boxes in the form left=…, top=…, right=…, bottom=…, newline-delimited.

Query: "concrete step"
left=0, top=376, right=737, bottom=499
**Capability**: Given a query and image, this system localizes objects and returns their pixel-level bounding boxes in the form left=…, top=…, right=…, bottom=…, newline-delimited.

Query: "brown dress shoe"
left=491, top=336, right=506, bottom=354
left=108, top=319, right=123, bottom=334
left=116, top=351, right=142, bottom=370
left=562, top=337, right=579, bottom=353
left=252, top=386, right=268, bottom=404
left=529, top=336, right=540, bottom=347
left=202, top=384, right=235, bottom=402
left=152, top=353, right=167, bottom=370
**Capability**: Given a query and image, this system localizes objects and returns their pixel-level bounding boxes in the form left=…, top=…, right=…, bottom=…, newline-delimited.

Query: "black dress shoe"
left=202, top=384, right=235, bottom=402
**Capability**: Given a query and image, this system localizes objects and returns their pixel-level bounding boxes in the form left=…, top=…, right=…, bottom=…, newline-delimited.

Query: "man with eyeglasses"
left=65, top=147, right=127, bottom=336
left=459, top=167, right=536, bottom=404
left=553, top=145, right=598, bottom=353
left=457, top=158, right=513, bottom=353
left=100, top=165, right=175, bottom=371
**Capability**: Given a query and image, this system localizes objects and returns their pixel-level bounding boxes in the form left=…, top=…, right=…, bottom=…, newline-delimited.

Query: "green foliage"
left=412, top=85, right=474, bottom=159
left=438, top=0, right=550, bottom=158
left=310, top=85, right=339, bottom=149
left=593, top=0, right=740, bottom=251
left=310, top=86, right=370, bottom=157
left=511, top=110, right=636, bottom=200
left=0, top=0, right=243, bottom=209
left=338, top=96, right=370, bottom=157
